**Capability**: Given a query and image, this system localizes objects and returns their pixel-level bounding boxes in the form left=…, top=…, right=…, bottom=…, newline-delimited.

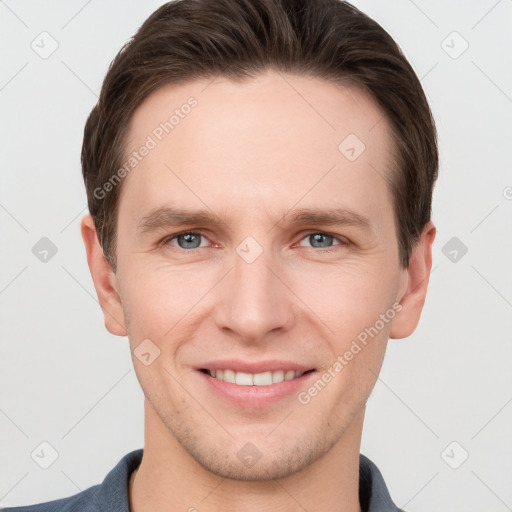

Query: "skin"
left=81, top=71, right=435, bottom=512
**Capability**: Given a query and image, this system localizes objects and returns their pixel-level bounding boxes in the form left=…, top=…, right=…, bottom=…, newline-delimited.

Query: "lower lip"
left=196, top=370, right=316, bottom=408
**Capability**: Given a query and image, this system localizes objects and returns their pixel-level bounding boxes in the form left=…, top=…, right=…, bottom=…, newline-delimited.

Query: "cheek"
left=118, top=248, right=399, bottom=350
left=287, top=261, right=397, bottom=341
left=118, top=262, right=205, bottom=341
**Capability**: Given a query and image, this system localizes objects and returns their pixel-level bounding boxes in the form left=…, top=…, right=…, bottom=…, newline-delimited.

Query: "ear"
left=80, top=214, right=127, bottom=336
left=389, top=221, right=436, bottom=339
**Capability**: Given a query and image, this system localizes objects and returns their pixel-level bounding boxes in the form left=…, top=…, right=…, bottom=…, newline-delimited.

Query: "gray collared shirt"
left=1, top=449, right=405, bottom=511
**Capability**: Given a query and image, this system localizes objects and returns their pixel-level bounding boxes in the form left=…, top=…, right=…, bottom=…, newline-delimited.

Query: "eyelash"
left=160, top=230, right=349, bottom=254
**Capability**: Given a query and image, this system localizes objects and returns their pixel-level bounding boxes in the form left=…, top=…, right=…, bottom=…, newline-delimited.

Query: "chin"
left=169, top=421, right=336, bottom=482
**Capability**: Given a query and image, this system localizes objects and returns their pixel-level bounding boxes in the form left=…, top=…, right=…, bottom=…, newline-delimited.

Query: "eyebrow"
left=136, top=206, right=373, bottom=235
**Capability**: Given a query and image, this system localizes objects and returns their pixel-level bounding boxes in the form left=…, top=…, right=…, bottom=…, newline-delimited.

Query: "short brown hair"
left=82, top=0, right=438, bottom=271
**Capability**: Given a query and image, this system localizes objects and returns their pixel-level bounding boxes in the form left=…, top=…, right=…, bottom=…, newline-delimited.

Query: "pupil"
left=311, top=233, right=332, bottom=248
left=179, top=233, right=200, bottom=249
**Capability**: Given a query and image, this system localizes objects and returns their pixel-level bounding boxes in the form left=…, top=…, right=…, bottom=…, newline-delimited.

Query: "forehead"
left=118, top=71, right=395, bottom=227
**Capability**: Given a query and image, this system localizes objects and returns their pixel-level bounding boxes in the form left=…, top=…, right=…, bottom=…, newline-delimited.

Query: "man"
left=3, top=0, right=437, bottom=510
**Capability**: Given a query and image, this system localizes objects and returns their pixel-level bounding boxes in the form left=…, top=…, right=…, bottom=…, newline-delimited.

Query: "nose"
left=213, top=245, right=295, bottom=343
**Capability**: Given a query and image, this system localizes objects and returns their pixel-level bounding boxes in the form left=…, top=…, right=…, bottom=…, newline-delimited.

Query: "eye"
left=296, top=232, right=348, bottom=252
left=160, top=230, right=349, bottom=253
left=162, top=231, right=210, bottom=250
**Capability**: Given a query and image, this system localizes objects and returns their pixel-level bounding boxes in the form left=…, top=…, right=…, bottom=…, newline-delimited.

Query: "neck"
left=129, top=401, right=364, bottom=512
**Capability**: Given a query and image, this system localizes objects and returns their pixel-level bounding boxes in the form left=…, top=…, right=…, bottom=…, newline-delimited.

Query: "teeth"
left=273, top=370, right=284, bottom=383
left=223, top=369, right=235, bottom=384
left=253, top=371, right=272, bottom=386
left=207, top=369, right=306, bottom=386
left=235, top=371, right=253, bottom=386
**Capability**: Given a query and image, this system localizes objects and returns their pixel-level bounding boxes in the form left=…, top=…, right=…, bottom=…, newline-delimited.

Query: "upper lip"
left=196, top=359, right=315, bottom=374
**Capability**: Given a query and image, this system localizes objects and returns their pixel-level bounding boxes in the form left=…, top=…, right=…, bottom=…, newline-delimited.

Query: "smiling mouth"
left=199, top=368, right=315, bottom=386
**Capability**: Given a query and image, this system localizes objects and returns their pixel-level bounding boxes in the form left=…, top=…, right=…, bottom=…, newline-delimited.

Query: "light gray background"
left=1, top=1, right=511, bottom=510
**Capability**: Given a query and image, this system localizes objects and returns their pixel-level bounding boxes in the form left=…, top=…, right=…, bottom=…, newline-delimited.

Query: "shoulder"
left=1, top=485, right=100, bottom=512
left=359, top=453, right=406, bottom=512
left=1, top=449, right=143, bottom=512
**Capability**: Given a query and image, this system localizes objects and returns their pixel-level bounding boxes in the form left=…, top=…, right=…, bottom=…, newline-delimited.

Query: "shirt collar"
left=359, top=454, right=405, bottom=511
left=98, top=449, right=403, bottom=512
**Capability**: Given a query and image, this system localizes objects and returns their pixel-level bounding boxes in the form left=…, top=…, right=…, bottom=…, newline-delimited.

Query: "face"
left=84, top=71, right=431, bottom=481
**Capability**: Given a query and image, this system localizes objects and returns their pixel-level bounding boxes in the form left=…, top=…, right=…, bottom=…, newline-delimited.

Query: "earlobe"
left=80, top=214, right=127, bottom=337
left=389, top=221, right=436, bottom=339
